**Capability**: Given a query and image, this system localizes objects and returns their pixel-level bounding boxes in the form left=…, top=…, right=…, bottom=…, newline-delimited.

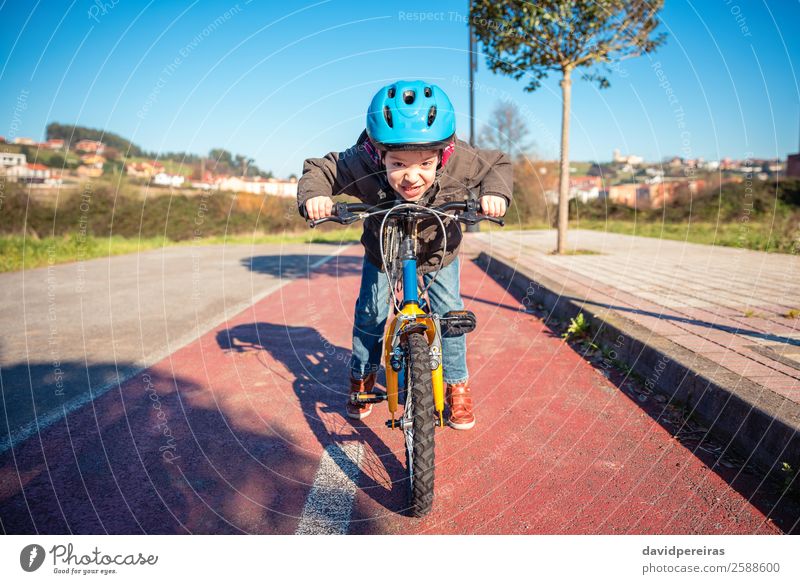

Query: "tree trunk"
left=557, top=66, right=572, bottom=254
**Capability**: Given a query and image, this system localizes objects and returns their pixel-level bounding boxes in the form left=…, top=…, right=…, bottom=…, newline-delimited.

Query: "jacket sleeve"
left=475, top=149, right=514, bottom=206
left=296, top=148, right=359, bottom=215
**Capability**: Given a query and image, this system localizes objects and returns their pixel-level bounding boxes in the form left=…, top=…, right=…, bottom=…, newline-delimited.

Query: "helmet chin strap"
left=439, top=139, right=455, bottom=168
left=364, top=137, right=382, bottom=167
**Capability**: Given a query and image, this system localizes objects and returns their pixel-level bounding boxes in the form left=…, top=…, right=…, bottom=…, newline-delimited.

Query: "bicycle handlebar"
left=303, top=200, right=505, bottom=228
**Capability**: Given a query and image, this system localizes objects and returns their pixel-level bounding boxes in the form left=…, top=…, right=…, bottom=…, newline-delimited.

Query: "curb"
left=474, top=250, right=800, bottom=475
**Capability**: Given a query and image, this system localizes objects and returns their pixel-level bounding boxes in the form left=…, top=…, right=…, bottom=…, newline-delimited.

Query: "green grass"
left=2, top=143, right=82, bottom=168
left=563, top=219, right=799, bottom=253
left=177, top=226, right=363, bottom=246
left=0, top=228, right=362, bottom=273
left=125, top=156, right=194, bottom=176
left=0, top=235, right=168, bottom=272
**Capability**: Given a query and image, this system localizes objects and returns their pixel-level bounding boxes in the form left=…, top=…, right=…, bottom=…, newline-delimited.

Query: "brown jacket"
left=297, top=130, right=513, bottom=274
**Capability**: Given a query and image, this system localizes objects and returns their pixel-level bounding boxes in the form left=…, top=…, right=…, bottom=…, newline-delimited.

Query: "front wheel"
left=403, top=330, right=435, bottom=517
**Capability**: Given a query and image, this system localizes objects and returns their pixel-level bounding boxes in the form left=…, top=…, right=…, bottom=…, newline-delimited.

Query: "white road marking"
left=295, top=442, right=363, bottom=535
left=0, top=246, right=351, bottom=455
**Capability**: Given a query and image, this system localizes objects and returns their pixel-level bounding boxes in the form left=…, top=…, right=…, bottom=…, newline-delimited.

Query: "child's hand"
left=305, top=196, right=334, bottom=221
left=480, top=195, right=507, bottom=218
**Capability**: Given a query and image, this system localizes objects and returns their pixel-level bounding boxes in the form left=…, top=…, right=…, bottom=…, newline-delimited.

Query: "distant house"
left=5, top=162, right=51, bottom=183
left=262, top=178, right=298, bottom=198
left=153, top=172, right=185, bottom=188
left=216, top=175, right=297, bottom=197
left=12, top=137, right=36, bottom=146
left=568, top=175, right=603, bottom=203
left=613, top=149, right=643, bottom=166
left=126, top=160, right=164, bottom=178
left=80, top=154, right=106, bottom=167
left=44, top=139, right=65, bottom=150
left=77, top=165, right=103, bottom=178
left=609, top=179, right=706, bottom=209
left=766, top=160, right=784, bottom=173
left=608, top=183, right=646, bottom=207
left=788, top=153, right=800, bottom=178
left=75, top=139, right=105, bottom=154
left=0, top=152, right=26, bottom=167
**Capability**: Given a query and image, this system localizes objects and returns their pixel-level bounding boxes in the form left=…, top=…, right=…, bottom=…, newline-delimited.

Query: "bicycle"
left=306, top=198, right=504, bottom=516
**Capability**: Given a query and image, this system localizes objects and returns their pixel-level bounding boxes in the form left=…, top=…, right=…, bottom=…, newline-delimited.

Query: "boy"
left=298, top=80, right=512, bottom=430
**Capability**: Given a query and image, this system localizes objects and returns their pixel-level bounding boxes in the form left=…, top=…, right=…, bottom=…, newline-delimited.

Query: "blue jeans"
left=350, top=255, right=468, bottom=384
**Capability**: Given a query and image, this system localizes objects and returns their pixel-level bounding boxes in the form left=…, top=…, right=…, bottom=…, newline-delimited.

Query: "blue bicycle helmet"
left=366, top=80, right=455, bottom=151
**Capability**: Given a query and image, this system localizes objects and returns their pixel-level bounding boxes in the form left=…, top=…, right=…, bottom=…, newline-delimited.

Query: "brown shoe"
left=346, top=373, right=377, bottom=420
left=446, top=381, right=475, bottom=430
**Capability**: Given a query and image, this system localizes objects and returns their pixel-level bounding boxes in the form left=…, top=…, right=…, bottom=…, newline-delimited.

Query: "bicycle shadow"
left=217, top=322, right=410, bottom=523
left=242, top=254, right=362, bottom=280
left=0, top=360, right=317, bottom=534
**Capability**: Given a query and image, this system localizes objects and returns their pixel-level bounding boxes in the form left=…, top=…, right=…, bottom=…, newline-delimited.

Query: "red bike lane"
left=0, top=245, right=782, bottom=534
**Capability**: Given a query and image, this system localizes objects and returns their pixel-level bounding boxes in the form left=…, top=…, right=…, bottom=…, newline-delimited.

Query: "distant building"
left=77, top=165, right=103, bottom=178
left=12, top=137, right=36, bottom=145
left=786, top=153, right=800, bottom=178
left=608, top=183, right=646, bottom=207
left=568, top=175, right=603, bottom=203
left=126, top=160, right=165, bottom=178
left=4, top=163, right=51, bottom=183
left=613, top=149, right=643, bottom=166
left=0, top=152, right=26, bottom=167
left=153, top=172, right=185, bottom=188
left=75, top=139, right=105, bottom=154
left=609, top=179, right=706, bottom=209
left=262, top=177, right=298, bottom=198
left=43, top=139, right=65, bottom=150
left=80, top=154, right=106, bottom=167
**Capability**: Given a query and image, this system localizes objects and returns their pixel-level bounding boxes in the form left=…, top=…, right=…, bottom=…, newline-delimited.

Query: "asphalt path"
left=1, top=243, right=792, bottom=534
left=0, top=243, right=347, bottom=454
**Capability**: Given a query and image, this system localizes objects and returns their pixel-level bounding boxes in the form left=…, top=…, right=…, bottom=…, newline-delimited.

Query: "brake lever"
left=308, top=216, right=336, bottom=228
left=308, top=207, right=363, bottom=228
left=454, top=212, right=504, bottom=227
left=485, top=216, right=505, bottom=227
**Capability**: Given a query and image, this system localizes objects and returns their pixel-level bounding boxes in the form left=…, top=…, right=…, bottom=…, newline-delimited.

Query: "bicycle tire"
left=405, top=330, right=435, bottom=517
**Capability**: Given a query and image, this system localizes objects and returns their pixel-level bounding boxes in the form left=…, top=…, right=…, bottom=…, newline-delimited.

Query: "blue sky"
left=1, top=0, right=798, bottom=177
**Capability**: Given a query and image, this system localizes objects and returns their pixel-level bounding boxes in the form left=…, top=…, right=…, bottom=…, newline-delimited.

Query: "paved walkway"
left=469, top=229, right=800, bottom=405
left=0, top=242, right=346, bottom=454
left=1, top=245, right=788, bottom=533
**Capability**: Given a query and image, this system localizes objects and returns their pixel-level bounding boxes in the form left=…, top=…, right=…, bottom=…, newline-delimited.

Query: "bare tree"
left=471, top=0, right=665, bottom=253
left=478, top=100, right=532, bottom=159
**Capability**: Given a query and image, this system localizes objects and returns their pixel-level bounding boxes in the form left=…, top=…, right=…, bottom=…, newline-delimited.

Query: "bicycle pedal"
left=441, top=310, right=477, bottom=336
left=351, top=391, right=387, bottom=405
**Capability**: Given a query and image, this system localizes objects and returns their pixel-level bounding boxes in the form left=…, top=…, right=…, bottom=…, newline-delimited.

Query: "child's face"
left=383, top=149, right=439, bottom=202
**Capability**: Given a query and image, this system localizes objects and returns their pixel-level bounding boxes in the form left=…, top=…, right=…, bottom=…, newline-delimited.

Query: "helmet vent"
left=427, top=106, right=437, bottom=126
left=387, top=86, right=395, bottom=98
left=402, top=90, right=416, bottom=104
left=383, top=105, right=393, bottom=128
left=424, top=86, right=432, bottom=97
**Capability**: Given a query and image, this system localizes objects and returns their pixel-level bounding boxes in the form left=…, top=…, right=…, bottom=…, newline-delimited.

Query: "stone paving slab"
left=471, top=230, right=800, bottom=403
left=466, top=229, right=800, bottom=473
